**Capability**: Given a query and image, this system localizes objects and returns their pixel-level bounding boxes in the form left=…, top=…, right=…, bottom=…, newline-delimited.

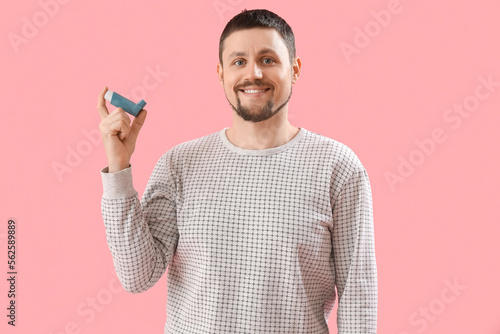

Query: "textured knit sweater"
left=100, top=126, right=377, bottom=334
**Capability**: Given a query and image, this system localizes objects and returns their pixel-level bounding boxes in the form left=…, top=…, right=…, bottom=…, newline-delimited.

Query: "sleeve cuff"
left=100, top=164, right=138, bottom=199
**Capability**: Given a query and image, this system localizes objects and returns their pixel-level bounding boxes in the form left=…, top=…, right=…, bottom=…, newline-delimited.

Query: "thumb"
left=130, top=109, right=147, bottom=137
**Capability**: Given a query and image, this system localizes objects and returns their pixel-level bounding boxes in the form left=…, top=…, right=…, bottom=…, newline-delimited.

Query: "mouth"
left=239, top=87, right=271, bottom=97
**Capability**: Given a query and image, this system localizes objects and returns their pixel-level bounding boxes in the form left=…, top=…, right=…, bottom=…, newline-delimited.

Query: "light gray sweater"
left=100, top=127, right=377, bottom=334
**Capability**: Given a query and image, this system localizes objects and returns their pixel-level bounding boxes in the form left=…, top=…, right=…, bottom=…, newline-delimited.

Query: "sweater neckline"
left=219, top=126, right=306, bottom=156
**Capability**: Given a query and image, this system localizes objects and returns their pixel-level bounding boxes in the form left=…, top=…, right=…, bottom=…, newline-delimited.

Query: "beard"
left=225, top=79, right=293, bottom=123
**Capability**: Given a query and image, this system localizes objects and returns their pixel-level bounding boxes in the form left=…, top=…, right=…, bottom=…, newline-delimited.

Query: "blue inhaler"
left=104, top=90, right=146, bottom=117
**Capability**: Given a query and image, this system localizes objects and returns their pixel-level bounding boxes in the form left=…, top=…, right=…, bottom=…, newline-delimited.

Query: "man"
left=97, top=9, right=377, bottom=334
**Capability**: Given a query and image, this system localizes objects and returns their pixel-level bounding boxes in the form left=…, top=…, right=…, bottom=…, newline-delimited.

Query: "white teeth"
left=243, top=89, right=267, bottom=93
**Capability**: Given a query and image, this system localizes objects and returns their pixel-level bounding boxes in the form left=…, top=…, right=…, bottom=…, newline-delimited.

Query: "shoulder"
left=158, top=129, right=221, bottom=166
left=303, top=129, right=369, bottom=199
left=303, top=128, right=364, bottom=171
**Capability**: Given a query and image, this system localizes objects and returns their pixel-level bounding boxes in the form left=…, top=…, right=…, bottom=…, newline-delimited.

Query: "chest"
left=174, top=156, right=334, bottom=260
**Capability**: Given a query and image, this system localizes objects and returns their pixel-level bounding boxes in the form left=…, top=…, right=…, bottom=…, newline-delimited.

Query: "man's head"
left=217, top=9, right=301, bottom=123
left=219, top=9, right=296, bottom=68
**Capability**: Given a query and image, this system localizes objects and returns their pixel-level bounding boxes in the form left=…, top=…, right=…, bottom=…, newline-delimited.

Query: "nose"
left=244, top=61, right=263, bottom=80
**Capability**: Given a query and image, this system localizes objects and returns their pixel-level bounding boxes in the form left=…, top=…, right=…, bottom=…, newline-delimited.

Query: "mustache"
left=236, top=81, right=271, bottom=90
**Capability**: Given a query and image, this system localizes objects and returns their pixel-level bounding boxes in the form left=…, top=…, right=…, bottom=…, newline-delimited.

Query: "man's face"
left=217, top=28, right=300, bottom=123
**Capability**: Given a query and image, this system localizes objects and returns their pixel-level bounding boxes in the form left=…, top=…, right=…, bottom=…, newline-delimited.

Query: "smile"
left=239, top=88, right=270, bottom=97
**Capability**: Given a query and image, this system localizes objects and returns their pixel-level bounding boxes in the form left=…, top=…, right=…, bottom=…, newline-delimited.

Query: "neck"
left=226, top=112, right=300, bottom=150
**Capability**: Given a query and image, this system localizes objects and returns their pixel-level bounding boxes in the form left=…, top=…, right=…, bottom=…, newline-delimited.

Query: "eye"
left=233, top=58, right=275, bottom=66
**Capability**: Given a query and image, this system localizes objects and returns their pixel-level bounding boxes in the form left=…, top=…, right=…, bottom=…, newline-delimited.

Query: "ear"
left=291, top=57, right=301, bottom=84
left=217, top=63, right=224, bottom=87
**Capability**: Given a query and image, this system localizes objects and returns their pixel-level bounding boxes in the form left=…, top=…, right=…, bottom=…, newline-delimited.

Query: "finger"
left=118, top=129, right=127, bottom=141
left=107, top=107, right=132, bottom=125
left=102, top=109, right=131, bottom=137
left=130, top=109, right=147, bottom=137
left=110, top=117, right=131, bottom=141
left=97, top=86, right=110, bottom=120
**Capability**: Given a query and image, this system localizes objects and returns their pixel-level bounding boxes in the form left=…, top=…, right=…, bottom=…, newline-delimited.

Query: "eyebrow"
left=228, top=48, right=277, bottom=59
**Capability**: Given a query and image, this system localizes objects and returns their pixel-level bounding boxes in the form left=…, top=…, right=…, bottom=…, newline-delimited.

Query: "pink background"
left=2, top=0, right=499, bottom=333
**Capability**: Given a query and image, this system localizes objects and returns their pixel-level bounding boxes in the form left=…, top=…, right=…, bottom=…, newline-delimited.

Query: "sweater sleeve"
left=331, top=163, right=378, bottom=333
left=100, top=152, right=179, bottom=293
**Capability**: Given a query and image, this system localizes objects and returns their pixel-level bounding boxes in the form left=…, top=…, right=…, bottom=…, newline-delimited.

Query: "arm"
left=331, top=163, right=378, bottom=333
left=100, top=152, right=179, bottom=293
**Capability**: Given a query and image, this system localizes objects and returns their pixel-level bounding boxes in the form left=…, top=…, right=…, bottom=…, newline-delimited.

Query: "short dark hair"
left=219, top=9, right=296, bottom=67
